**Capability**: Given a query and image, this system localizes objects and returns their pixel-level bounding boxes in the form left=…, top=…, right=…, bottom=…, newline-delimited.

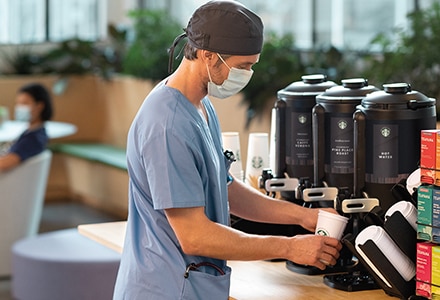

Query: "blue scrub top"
left=113, top=81, right=231, bottom=300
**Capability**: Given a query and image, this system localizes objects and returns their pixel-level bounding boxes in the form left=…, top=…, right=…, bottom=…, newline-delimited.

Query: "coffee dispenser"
left=312, top=78, right=378, bottom=199
left=235, top=75, right=337, bottom=237
left=353, top=83, right=436, bottom=211
left=274, top=74, right=337, bottom=181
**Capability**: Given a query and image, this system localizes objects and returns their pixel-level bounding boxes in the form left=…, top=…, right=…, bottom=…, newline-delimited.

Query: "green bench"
left=49, top=143, right=127, bottom=171
left=48, top=142, right=129, bottom=218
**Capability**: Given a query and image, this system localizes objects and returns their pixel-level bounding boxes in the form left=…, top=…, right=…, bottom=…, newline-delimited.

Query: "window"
left=1, top=0, right=435, bottom=50
left=139, top=0, right=432, bottom=51
left=48, top=0, right=106, bottom=42
left=0, top=0, right=46, bottom=44
left=0, top=0, right=106, bottom=44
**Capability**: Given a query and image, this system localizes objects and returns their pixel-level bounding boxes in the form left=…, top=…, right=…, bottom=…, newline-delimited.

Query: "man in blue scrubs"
left=113, top=1, right=342, bottom=299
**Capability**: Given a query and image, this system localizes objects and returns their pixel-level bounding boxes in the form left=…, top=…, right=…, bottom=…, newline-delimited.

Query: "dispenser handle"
left=353, top=109, right=366, bottom=198
left=312, top=104, right=325, bottom=186
left=341, top=198, right=379, bottom=214
left=302, top=187, right=338, bottom=202
left=273, top=100, right=286, bottom=178
left=264, top=177, right=299, bottom=192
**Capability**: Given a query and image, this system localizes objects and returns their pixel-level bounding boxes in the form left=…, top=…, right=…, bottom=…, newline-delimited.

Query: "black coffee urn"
left=275, top=75, right=337, bottom=179
left=353, top=83, right=436, bottom=211
left=272, top=74, right=336, bottom=200
left=313, top=78, right=378, bottom=198
left=234, top=75, right=336, bottom=237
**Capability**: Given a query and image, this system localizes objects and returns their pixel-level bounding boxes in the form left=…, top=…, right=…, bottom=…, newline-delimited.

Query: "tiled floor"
left=0, top=200, right=123, bottom=300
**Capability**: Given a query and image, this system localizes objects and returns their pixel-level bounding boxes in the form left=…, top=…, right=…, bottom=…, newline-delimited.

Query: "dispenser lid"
left=361, top=83, right=436, bottom=110
left=316, top=78, right=378, bottom=103
left=277, top=74, right=337, bottom=99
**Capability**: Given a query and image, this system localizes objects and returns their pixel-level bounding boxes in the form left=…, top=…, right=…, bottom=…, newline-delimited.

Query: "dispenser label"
left=372, top=124, right=398, bottom=180
left=287, top=111, right=313, bottom=165
left=330, top=116, right=353, bottom=173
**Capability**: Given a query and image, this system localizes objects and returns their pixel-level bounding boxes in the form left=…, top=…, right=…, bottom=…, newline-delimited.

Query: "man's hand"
left=287, top=234, right=342, bottom=270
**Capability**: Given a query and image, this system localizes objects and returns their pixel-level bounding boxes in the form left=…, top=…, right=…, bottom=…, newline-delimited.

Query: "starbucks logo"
left=252, top=156, right=263, bottom=169
left=298, top=114, right=307, bottom=124
left=316, top=229, right=328, bottom=236
left=381, top=127, right=391, bottom=138
left=338, top=120, right=347, bottom=130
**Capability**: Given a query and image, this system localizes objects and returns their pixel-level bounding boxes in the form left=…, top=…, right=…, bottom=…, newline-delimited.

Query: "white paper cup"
left=406, top=168, right=420, bottom=195
left=315, top=210, right=349, bottom=240
left=385, top=201, right=417, bottom=231
left=355, top=225, right=415, bottom=282
left=222, top=132, right=244, bottom=181
left=245, top=132, right=269, bottom=187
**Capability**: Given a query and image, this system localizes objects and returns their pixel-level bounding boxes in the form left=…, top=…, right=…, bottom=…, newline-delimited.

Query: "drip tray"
left=285, top=260, right=355, bottom=276
left=323, top=272, right=380, bottom=292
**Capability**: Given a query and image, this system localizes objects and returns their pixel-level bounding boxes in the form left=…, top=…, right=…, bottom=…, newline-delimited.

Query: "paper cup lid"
left=406, top=168, right=420, bottom=195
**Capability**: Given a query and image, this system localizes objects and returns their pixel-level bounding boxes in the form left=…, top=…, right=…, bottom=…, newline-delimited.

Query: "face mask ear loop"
left=205, top=63, right=213, bottom=82
left=168, top=32, right=187, bottom=74
left=216, top=53, right=231, bottom=70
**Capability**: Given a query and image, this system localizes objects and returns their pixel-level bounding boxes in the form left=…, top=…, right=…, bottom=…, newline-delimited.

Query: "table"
left=0, top=120, right=77, bottom=142
left=78, top=221, right=393, bottom=299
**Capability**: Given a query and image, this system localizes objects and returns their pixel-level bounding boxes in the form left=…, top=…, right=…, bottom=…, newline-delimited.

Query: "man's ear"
left=201, top=50, right=215, bottom=65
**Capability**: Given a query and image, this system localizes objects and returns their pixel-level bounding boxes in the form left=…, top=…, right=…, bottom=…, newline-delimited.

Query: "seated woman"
left=0, top=83, right=53, bottom=171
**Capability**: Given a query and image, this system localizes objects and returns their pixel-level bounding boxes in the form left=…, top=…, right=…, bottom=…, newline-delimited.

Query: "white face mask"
left=14, top=104, right=31, bottom=122
left=206, top=54, right=254, bottom=99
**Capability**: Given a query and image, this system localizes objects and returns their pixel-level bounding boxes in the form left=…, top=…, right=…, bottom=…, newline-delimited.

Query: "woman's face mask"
left=206, top=54, right=254, bottom=99
left=14, top=104, right=32, bottom=122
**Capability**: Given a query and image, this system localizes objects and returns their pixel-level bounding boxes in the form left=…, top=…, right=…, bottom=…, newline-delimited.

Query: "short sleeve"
left=9, top=128, right=48, bottom=161
left=144, top=130, right=206, bottom=210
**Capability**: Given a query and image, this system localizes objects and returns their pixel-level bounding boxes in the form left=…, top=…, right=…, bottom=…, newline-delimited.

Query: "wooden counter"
left=78, top=221, right=393, bottom=300
left=227, top=260, right=391, bottom=300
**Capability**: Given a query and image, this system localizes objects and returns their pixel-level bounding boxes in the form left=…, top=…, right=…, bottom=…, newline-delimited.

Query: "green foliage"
left=107, top=24, right=129, bottom=74
left=0, top=46, right=43, bottom=75
left=0, top=24, right=127, bottom=80
left=42, top=39, right=114, bottom=79
left=362, top=2, right=440, bottom=99
left=302, top=46, right=363, bottom=83
left=242, top=32, right=305, bottom=124
left=122, top=9, right=182, bottom=81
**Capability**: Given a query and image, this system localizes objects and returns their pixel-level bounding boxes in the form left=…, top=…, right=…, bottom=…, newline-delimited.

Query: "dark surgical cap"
left=168, top=0, right=264, bottom=72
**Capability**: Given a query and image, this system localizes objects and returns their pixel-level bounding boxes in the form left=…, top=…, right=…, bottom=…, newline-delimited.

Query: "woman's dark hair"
left=19, top=83, right=53, bottom=121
